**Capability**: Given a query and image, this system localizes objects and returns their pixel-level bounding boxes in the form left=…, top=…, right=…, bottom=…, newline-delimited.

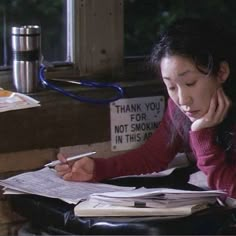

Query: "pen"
left=44, top=151, right=96, bottom=168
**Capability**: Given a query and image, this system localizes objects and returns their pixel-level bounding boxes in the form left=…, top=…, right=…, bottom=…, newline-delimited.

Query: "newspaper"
left=0, top=89, right=40, bottom=112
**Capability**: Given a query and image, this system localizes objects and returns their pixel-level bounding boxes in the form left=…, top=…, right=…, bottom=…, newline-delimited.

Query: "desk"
left=8, top=168, right=236, bottom=235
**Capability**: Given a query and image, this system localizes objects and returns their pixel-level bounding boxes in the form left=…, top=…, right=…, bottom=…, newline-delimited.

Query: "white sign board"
left=110, top=96, right=165, bottom=151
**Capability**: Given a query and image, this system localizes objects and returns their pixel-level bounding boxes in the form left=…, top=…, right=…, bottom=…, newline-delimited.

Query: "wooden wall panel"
left=0, top=80, right=165, bottom=153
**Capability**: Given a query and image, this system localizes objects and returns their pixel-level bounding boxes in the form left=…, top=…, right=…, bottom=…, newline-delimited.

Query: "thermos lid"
left=12, top=25, right=40, bottom=35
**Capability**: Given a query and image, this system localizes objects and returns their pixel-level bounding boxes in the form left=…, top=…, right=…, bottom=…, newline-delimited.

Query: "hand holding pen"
left=53, top=151, right=96, bottom=182
left=45, top=151, right=96, bottom=167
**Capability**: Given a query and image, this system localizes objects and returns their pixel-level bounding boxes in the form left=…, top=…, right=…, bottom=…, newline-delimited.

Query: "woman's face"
left=160, top=55, right=222, bottom=122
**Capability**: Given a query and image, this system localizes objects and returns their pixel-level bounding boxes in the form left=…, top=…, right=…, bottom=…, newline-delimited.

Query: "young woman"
left=55, top=17, right=236, bottom=198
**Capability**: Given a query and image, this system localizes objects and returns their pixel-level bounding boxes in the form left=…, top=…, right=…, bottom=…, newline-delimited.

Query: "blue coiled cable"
left=39, top=64, right=124, bottom=104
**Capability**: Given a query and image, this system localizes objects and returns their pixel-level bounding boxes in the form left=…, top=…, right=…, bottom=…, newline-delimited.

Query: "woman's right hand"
left=191, top=88, right=231, bottom=131
left=54, top=153, right=95, bottom=182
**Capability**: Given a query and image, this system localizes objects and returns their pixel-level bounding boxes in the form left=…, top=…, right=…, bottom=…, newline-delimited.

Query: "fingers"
left=191, top=88, right=231, bottom=131
left=55, top=155, right=95, bottom=182
left=57, top=153, right=67, bottom=163
left=55, top=153, right=71, bottom=177
left=205, top=90, right=218, bottom=120
left=55, top=163, right=71, bottom=177
left=216, top=88, right=231, bottom=121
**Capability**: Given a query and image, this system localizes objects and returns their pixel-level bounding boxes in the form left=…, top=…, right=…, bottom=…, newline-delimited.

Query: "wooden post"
left=73, top=0, right=124, bottom=77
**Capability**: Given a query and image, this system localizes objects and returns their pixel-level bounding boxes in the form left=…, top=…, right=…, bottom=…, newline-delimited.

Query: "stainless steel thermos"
left=11, top=25, right=41, bottom=93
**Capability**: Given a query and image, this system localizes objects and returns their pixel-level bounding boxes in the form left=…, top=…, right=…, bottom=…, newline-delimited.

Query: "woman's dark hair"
left=150, top=17, right=236, bottom=160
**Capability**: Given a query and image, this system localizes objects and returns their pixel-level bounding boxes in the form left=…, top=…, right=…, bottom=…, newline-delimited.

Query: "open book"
left=74, top=187, right=226, bottom=217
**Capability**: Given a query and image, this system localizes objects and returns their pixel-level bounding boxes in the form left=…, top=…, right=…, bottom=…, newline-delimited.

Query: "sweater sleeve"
left=93, top=99, right=183, bottom=182
left=190, top=127, right=236, bottom=198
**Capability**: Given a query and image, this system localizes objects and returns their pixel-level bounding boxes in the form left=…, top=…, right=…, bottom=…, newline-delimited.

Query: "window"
left=1, top=0, right=236, bottom=77
left=0, top=0, right=66, bottom=67
left=124, top=0, right=236, bottom=57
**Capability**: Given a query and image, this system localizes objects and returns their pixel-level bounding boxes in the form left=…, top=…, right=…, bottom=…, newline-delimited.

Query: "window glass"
left=124, top=0, right=236, bottom=57
left=0, top=0, right=66, bottom=66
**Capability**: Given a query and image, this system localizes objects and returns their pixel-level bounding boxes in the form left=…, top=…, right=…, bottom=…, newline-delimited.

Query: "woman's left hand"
left=191, top=88, right=231, bottom=131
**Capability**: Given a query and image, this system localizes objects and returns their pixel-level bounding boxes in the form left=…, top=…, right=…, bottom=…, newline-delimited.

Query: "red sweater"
left=93, top=99, right=236, bottom=198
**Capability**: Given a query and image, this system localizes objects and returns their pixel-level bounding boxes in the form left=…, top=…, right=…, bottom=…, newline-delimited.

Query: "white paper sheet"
left=188, top=171, right=209, bottom=190
left=0, top=89, right=40, bottom=112
left=92, top=187, right=226, bottom=199
left=0, top=167, right=134, bottom=204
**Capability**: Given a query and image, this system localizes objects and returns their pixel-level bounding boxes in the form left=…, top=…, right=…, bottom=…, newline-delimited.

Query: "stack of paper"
left=0, top=89, right=40, bottom=112
left=74, top=187, right=227, bottom=217
left=89, top=187, right=226, bottom=208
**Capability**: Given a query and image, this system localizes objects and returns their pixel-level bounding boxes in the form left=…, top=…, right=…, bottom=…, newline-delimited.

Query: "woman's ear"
left=217, top=61, right=230, bottom=84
